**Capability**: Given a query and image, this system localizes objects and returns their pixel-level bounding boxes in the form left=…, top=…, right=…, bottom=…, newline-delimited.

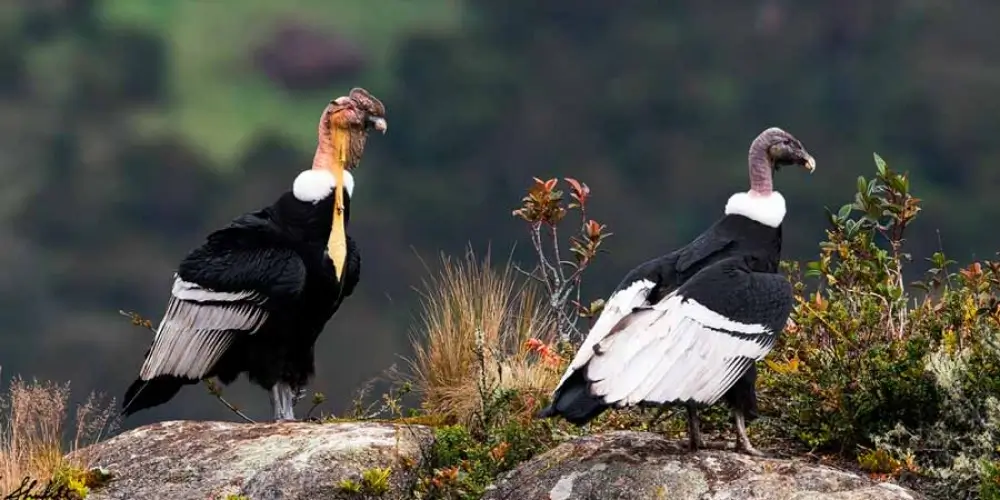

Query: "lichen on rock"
left=483, top=431, right=922, bottom=500
left=71, top=420, right=433, bottom=500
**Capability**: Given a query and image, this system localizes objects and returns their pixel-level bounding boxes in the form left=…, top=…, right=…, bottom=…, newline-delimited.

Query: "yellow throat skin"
left=328, top=124, right=349, bottom=281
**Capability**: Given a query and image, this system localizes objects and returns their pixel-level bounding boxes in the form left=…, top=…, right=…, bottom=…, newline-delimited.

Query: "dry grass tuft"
left=0, top=369, right=119, bottom=495
left=408, top=248, right=564, bottom=427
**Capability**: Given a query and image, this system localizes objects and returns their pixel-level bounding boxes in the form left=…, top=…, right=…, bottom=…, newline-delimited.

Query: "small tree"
left=512, top=177, right=611, bottom=344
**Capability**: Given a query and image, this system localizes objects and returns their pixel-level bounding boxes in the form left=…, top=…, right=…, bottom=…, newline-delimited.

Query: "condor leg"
left=733, top=408, right=764, bottom=456
left=269, top=382, right=296, bottom=421
left=686, top=404, right=705, bottom=451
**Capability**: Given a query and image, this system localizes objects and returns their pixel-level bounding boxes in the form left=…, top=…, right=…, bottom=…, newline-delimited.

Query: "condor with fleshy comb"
left=122, top=88, right=386, bottom=421
left=538, top=127, right=814, bottom=455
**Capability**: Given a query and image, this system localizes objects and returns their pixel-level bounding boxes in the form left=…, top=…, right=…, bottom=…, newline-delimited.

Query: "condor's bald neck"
left=748, top=136, right=773, bottom=195
left=312, top=133, right=336, bottom=172
left=312, top=123, right=367, bottom=172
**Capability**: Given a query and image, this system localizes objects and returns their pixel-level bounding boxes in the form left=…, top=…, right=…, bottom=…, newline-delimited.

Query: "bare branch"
left=513, top=263, right=547, bottom=284
left=203, top=380, right=256, bottom=424
left=538, top=225, right=561, bottom=287
left=513, top=177, right=609, bottom=345
left=530, top=225, right=557, bottom=295
left=550, top=224, right=566, bottom=282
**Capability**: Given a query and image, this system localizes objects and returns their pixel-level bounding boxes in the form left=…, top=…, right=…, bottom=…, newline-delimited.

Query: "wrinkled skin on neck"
left=746, top=127, right=815, bottom=195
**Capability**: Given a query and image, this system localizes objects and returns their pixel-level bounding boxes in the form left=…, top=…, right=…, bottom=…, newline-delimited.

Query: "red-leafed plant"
left=512, top=177, right=611, bottom=344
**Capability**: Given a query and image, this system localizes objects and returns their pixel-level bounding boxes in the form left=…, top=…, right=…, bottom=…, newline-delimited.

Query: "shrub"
left=399, top=177, right=617, bottom=499
left=876, top=261, right=1000, bottom=498
left=760, top=153, right=1000, bottom=499
left=512, top=177, right=611, bottom=344
left=415, top=415, right=554, bottom=500
left=0, top=372, right=118, bottom=497
left=404, top=250, right=570, bottom=499
left=760, top=154, right=938, bottom=452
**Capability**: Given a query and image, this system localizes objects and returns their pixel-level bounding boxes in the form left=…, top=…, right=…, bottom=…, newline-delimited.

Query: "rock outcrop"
left=74, top=423, right=923, bottom=500
left=483, top=431, right=921, bottom=500
left=76, top=420, right=433, bottom=500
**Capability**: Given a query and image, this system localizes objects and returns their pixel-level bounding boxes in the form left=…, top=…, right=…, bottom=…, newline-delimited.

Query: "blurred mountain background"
left=1, top=0, right=998, bottom=429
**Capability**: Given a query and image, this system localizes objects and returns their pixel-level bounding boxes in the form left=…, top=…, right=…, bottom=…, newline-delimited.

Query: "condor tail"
left=121, top=375, right=191, bottom=417
left=535, top=369, right=608, bottom=425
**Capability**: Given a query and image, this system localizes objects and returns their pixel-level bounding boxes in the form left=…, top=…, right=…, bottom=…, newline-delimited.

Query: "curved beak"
left=370, top=117, right=387, bottom=134
left=803, top=154, right=816, bottom=173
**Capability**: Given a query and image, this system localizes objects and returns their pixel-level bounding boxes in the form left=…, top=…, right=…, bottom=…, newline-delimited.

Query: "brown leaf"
left=565, top=177, right=590, bottom=206
left=564, top=177, right=583, bottom=195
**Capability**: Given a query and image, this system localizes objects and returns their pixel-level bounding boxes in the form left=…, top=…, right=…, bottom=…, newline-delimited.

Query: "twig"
left=515, top=178, right=608, bottom=345
left=117, top=310, right=256, bottom=424
left=530, top=225, right=559, bottom=293
left=202, top=380, right=256, bottom=424
left=512, top=263, right=547, bottom=284
left=550, top=224, right=565, bottom=282
left=304, top=392, right=326, bottom=420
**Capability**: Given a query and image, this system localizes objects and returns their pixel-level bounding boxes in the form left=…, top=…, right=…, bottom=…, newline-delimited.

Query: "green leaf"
left=826, top=210, right=839, bottom=228
left=886, top=174, right=905, bottom=194
left=838, top=204, right=853, bottom=220
left=854, top=193, right=866, bottom=210
left=873, top=152, right=887, bottom=176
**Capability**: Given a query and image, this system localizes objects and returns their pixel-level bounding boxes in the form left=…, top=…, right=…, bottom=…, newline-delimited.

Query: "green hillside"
left=100, top=0, right=462, bottom=166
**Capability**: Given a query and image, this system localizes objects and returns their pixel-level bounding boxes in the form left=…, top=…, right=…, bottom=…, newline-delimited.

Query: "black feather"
left=122, top=185, right=362, bottom=417
left=122, top=376, right=190, bottom=417
left=539, top=212, right=785, bottom=424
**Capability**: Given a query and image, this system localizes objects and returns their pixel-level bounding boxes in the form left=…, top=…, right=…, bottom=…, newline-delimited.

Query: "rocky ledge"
left=74, top=420, right=433, bottom=500
left=71, top=422, right=921, bottom=500
left=483, top=431, right=921, bottom=500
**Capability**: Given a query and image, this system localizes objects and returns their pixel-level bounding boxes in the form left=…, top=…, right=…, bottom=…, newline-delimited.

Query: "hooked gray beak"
left=803, top=154, right=816, bottom=173
left=369, top=117, right=387, bottom=134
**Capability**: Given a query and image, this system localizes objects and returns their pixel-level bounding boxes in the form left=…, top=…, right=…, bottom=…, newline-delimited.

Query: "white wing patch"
left=172, top=277, right=260, bottom=302
left=586, top=293, right=776, bottom=407
left=556, top=278, right=656, bottom=388
left=139, top=276, right=269, bottom=380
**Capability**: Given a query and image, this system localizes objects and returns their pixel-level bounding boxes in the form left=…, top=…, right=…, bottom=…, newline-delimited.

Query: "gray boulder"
left=483, top=431, right=921, bottom=500
left=76, top=420, right=433, bottom=500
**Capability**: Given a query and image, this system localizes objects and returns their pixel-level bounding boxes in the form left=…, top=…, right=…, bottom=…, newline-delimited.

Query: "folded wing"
left=139, top=216, right=308, bottom=381
left=585, top=255, right=793, bottom=408
left=558, top=277, right=658, bottom=387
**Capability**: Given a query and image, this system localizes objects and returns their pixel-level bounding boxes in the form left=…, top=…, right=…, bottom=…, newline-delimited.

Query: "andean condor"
left=537, top=127, right=815, bottom=455
left=122, top=88, right=387, bottom=421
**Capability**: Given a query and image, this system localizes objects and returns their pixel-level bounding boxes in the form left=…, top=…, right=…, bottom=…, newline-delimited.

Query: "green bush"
left=762, top=154, right=938, bottom=452
left=761, top=153, right=1000, bottom=499
left=413, top=397, right=558, bottom=499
